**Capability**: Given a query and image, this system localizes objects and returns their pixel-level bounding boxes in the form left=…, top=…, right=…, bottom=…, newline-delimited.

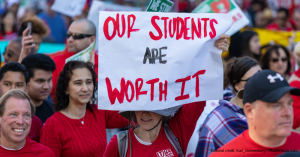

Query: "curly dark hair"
left=18, top=16, right=49, bottom=38
left=54, top=61, right=97, bottom=112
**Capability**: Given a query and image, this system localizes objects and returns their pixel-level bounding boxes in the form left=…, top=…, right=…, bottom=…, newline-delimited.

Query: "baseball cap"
left=237, top=70, right=300, bottom=104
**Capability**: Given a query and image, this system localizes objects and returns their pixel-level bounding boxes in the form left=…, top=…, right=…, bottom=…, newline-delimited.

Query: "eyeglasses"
left=271, top=57, right=287, bottom=63
left=67, top=32, right=94, bottom=40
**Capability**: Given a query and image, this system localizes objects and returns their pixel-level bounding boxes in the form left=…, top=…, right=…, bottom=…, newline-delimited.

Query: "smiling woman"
left=40, top=61, right=128, bottom=157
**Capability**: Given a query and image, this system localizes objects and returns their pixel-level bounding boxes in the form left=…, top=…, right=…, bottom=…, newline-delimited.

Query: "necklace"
left=65, top=108, right=85, bottom=125
left=80, top=116, right=85, bottom=125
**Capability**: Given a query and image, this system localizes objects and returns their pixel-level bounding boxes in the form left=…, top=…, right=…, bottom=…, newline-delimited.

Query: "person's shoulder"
left=209, top=133, right=245, bottom=157
left=56, top=14, right=66, bottom=22
left=290, top=131, right=300, bottom=139
left=266, top=22, right=277, bottom=28
left=104, top=133, right=119, bottom=157
left=43, top=100, right=54, bottom=108
left=44, top=112, right=62, bottom=125
left=52, top=52, right=68, bottom=61
left=219, top=131, right=246, bottom=147
left=290, top=80, right=300, bottom=88
left=27, top=137, right=55, bottom=156
left=32, top=115, right=43, bottom=125
left=206, top=101, right=242, bottom=120
left=52, top=51, right=75, bottom=63
left=37, top=12, right=46, bottom=18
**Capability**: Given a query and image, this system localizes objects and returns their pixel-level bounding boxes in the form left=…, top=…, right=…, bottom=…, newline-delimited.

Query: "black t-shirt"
left=35, top=100, right=54, bottom=123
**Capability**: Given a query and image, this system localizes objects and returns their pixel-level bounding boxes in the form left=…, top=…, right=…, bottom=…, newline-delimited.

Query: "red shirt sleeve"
left=104, top=110, right=129, bottom=128
left=290, top=81, right=300, bottom=129
left=40, top=117, right=63, bottom=157
left=168, top=101, right=206, bottom=154
left=103, top=134, right=119, bottom=157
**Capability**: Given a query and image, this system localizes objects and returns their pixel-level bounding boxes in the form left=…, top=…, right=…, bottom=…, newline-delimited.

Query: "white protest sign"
left=98, top=11, right=231, bottom=111
left=193, top=0, right=248, bottom=36
left=87, top=1, right=141, bottom=52
left=51, top=0, right=86, bottom=17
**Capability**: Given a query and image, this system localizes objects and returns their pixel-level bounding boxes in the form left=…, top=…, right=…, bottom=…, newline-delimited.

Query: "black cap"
left=238, top=70, right=300, bottom=104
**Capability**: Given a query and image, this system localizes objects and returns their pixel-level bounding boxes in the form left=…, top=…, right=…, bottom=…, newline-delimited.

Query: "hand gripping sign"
left=97, top=12, right=231, bottom=111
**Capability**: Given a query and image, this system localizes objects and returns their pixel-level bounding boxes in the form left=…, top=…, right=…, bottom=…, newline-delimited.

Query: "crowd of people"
left=0, top=0, right=300, bottom=157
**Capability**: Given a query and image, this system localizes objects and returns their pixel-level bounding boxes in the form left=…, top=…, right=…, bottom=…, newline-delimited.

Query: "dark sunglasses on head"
left=67, top=32, right=94, bottom=40
left=271, top=57, right=287, bottom=63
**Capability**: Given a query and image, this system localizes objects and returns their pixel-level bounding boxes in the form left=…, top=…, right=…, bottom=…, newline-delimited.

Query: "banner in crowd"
left=146, top=0, right=174, bottom=12
left=192, top=0, right=249, bottom=36
left=65, top=41, right=95, bottom=64
left=267, top=0, right=300, bottom=15
left=51, top=0, right=87, bottom=17
left=87, top=1, right=142, bottom=52
left=97, top=11, right=231, bottom=110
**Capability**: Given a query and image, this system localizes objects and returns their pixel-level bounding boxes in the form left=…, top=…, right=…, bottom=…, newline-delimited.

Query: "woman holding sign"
left=103, top=35, right=230, bottom=157
left=40, top=61, right=128, bottom=157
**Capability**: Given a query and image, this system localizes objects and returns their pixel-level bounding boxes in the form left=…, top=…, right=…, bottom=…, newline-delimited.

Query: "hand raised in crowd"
left=18, top=28, right=35, bottom=63
left=215, top=34, right=230, bottom=52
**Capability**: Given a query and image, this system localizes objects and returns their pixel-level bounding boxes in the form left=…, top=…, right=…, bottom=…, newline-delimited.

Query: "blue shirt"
left=38, top=12, right=67, bottom=43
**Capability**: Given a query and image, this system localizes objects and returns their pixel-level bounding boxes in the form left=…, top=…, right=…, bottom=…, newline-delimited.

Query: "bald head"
left=67, top=19, right=96, bottom=53
left=71, top=19, right=96, bottom=35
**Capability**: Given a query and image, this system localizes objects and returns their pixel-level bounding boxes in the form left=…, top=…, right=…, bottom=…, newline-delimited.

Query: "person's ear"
left=27, top=82, right=30, bottom=88
left=244, top=102, right=255, bottom=119
left=90, top=36, right=96, bottom=43
left=234, top=82, right=241, bottom=92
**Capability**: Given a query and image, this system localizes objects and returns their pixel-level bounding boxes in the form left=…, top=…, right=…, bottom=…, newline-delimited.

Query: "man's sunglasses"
left=67, top=32, right=94, bottom=40
left=271, top=57, right=287, bottom=63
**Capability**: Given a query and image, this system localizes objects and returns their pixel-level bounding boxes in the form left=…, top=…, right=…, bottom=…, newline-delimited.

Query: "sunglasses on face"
left=67, top=32, right=94, bottom=40
left=271, top=57, right=287, bottom=63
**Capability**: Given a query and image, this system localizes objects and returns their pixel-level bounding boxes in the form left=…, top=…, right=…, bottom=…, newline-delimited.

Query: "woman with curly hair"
left=17, top=16, right=49, bottom=62
left=40, top=61, right=128, bottom=157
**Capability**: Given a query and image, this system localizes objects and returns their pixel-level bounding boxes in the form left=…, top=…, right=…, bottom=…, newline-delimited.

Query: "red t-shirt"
left=0, top=136, right=55, bottom=157
left=50, top=51, right=99, bottom=99
left=210, top=130, right=300, bottom=157
left=103, top=101, right=206, bottom=157
left=28, top=115, right=43, bottom=142
left=290, top=69, right=300, bottom=129
left=40, top=108, right=128, bottom=157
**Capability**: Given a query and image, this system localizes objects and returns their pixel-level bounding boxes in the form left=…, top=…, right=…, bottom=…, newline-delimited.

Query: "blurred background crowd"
left=1, top=0, right=300, bottom=75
